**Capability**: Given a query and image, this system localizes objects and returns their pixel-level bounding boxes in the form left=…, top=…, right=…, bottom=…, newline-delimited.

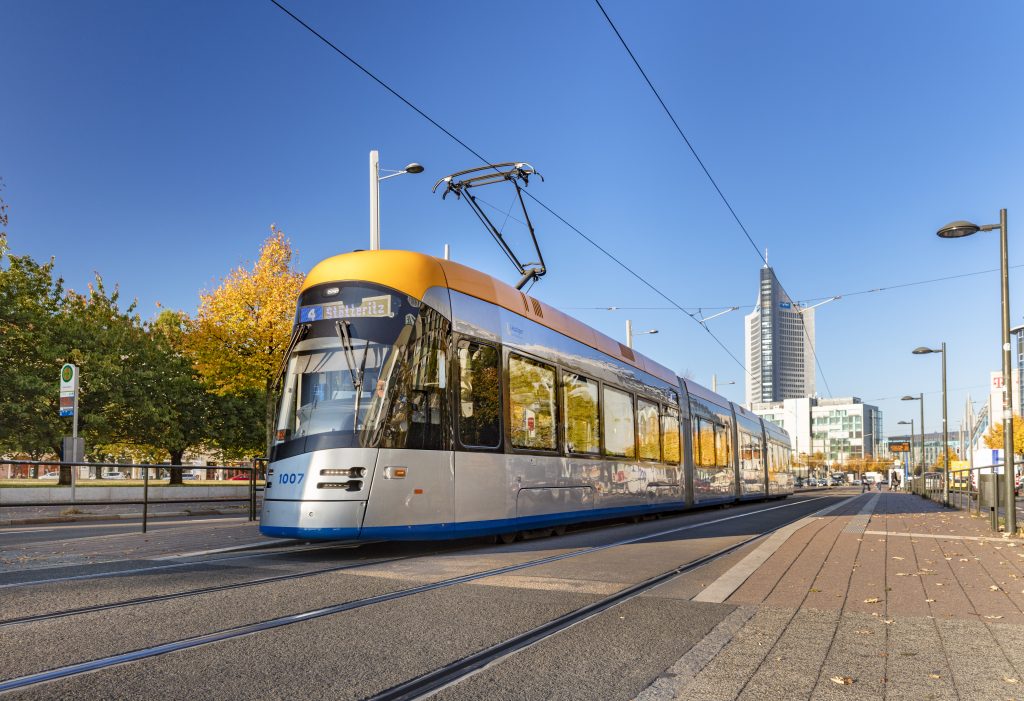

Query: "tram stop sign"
left=59, top=363, right=78, bottom=417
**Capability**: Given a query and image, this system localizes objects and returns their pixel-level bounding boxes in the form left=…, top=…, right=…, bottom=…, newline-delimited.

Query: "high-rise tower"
left=744, top=265, right=815, bottom=405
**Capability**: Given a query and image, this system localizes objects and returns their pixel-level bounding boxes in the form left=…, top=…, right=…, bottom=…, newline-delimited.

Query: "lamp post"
left=901, top=394, right=925, bottom=476
left=898, top=419, right=914, bottom=489
left=369, top=150, right=424, bottom=250
left=937, top=210, right=1014, bottom=534
left=913, top=345, right=949, bottom=506
left=711, top=375, right=735, bottom=393
left=625, top=319, right=657, bottom=349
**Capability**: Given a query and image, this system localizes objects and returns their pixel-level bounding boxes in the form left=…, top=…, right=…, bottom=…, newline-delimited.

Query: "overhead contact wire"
left=267, top=0, right=750, bottom=376
left=593, top=0, right=831, bottom=393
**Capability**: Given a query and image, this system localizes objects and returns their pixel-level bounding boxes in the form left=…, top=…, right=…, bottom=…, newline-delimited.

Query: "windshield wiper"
left=335, top=320, right=372, bottom=432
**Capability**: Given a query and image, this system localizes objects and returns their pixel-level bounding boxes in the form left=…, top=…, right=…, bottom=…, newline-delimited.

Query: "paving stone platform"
left=640, top=491, right=1024, bottom=700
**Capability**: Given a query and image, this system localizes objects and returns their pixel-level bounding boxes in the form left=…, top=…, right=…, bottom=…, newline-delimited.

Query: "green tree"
left=0, top=231, right=67, bottom=464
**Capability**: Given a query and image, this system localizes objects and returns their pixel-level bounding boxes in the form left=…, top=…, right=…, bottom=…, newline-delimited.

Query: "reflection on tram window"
left=603, top=386, right=635, bottom=458
left=715, top=424, right=730, bottom=466
left=458, top=341, right=501, bottom=448
left=661, top=407, right=680, bottom=464
left=564, top=373, right=599, bottom=454
left=509, top=354, right=556, bottom=451
left=637, top=399, right=660, bottom=461
left=275, top=340, right=393, bottom=445
left=379, top=308, right=449, bottom=450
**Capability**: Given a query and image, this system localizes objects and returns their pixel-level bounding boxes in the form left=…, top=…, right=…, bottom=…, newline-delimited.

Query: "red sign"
left=527, top=416, right=535, bottom=432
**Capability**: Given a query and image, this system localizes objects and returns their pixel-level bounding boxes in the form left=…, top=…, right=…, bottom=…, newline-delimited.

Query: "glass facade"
left=745, top=266, right=815, bottom=404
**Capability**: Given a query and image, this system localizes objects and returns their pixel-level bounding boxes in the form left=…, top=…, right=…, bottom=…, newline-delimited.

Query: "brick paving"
left=642, top=491, right=1024, bottom=700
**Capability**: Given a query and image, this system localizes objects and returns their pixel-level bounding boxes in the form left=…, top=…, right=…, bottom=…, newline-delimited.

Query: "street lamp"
left=369, top=150, right=424, bottom=250
left=625, top=319, right=657, bottom=349
left=898, top=419, right=914, bottom=488
left=913, top=345, right=949, bottom=506
left=901, top=394, right=925, bottom=476
left=937, top=210, right=1014, bottom=533
left=711, top=375, right=735, bottom=393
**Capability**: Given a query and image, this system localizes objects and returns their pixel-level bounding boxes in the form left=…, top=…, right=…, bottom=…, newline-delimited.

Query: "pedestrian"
left=862, top=479, right=869, bottom=494
left=877, top=479, right=883, bottom=492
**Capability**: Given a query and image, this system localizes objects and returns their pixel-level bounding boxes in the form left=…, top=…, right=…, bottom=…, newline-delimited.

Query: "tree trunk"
left=169, top=449, right=184, bottom=485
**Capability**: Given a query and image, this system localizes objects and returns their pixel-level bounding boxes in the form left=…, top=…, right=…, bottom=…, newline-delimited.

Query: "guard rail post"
left=142, top=464, right=149, bottom=534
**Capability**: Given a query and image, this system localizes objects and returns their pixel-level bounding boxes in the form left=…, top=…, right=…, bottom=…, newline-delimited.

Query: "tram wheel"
left=497, top=532, right=518, bottom=545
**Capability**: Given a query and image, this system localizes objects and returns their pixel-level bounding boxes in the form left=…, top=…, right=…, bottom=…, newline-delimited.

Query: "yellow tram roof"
left=303, top=250, right=678, bottom=386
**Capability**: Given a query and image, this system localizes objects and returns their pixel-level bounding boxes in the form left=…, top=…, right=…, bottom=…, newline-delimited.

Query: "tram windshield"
left=273, top=283, right=449, bottom=454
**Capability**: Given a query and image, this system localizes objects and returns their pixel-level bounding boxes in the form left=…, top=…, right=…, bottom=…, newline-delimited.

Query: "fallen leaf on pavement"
left=925, top=599, right=936, bottom=603
left=984, top=615, right=1004, bottom=619
left=1004, top=677, right=1019, bottom=684
left=929, top=673, right=941, bottom=679
left=830, top=676, right=854, bottom=685
left=864, top=597, right=881, bottom=603
left=892, top=556, right=905, bottom=560
left=882, top=618, right=894, bottom=624
left=990, top=585, right=1002, bottom=591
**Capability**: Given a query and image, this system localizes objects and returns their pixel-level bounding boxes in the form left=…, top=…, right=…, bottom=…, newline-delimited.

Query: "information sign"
left=888, top=441, right=911, bottom=453
left=59, top=363, right=78, bottom=418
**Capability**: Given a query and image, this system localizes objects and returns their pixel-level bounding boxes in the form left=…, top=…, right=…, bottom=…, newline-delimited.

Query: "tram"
left=259, top=250, right=793, bottom=541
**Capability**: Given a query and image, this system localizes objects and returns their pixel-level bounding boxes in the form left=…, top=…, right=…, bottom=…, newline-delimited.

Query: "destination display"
left=298, top=295, right=393, bottom=323
left=888, top=441, right=911, bottom=453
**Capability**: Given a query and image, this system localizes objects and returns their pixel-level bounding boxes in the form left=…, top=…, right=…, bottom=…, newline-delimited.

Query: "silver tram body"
left=260, top=251, right=793, bottom=541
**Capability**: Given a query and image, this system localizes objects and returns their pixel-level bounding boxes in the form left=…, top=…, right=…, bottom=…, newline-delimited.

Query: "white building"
left=744, top=265, right=815, bottom=405
left=753, top=396, right=883, bottom=465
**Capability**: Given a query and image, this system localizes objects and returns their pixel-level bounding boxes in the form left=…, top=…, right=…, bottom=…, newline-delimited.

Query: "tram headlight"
left=319, top=467, right=366, bottom=477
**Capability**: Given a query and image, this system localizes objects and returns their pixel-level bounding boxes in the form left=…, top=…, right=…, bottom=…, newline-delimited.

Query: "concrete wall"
left=0, top=485, right=252, bottom=505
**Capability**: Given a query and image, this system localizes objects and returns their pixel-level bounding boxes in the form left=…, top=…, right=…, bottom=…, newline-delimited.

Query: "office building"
left=753, top=396, right=883, bottom=465
left=744, top=265, right=815, bottom=405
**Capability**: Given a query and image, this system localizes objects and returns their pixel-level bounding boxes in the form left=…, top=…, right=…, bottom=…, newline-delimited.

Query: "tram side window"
left=564, top=373, right=600, bottom=454
left=715, top=424, right=731, bottom=466
left=661, top=407, right=680, bottom=464
left=603, top=386, right=636, bottom=458
left=694, top=419, right=716, bottom=467
left=509, top=354, right=557, bottom=451
left=637, top=399, right=660, bottom=461
left=458, top=340, right=501, bottom=448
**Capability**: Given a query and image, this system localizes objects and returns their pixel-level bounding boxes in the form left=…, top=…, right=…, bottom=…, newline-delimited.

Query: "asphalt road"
left=0, top=514, right=252, bottom=546
left=0, top=491, right=852, bottom=700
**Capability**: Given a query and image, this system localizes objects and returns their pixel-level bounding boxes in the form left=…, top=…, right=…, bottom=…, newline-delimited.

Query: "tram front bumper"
left=259, top=499, right=367, bottom=540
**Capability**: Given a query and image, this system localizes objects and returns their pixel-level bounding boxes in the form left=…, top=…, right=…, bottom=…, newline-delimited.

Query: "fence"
left=911, top=464, right=1017, bottom=532
left=0, top=458, right=266, bottom=533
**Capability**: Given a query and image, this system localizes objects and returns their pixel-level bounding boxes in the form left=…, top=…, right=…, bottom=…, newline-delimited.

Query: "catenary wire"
left=564, top=262, right=1024, bottom=312
left=267, top=0, right=750, bottom=376
left=593, top=0, right=832, bottom=395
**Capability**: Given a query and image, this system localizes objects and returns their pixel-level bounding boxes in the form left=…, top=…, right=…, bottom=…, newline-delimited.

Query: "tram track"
left=0, top=495, right=838, bottom=696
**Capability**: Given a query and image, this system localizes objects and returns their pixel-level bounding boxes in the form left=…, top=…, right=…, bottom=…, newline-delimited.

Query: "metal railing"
left=0, top=458, right=266, bottom=533
left=912, top=464, right=1018, bottom=532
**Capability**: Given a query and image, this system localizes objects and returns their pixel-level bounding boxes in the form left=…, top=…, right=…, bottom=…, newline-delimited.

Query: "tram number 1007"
left=278, top=473, right=304, bottom=485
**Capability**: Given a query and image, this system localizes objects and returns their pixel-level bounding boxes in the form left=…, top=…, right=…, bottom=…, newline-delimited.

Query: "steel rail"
left=0, top=554, right=412, bottom=628
left=370, top=532, right=769, bottom=701
left=0, top=495, right=833, bottom=695
left=0, top=540, right=356, bottom=590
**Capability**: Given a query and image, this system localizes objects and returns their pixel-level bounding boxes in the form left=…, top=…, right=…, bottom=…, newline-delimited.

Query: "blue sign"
left=298, top=305, right=322, bottom=322
left=779, top=301, right=792, bottom=309
left=59, top=408, right=73, bottom=417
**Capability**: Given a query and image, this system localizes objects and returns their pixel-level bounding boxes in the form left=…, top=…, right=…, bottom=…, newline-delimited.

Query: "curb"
left=0, top=507, right=250, bottom=528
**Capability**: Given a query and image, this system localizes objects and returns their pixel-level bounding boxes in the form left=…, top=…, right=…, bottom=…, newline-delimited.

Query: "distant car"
left=37, top=471, right=59, bottom=479
left=229, top=473, right=252, bottom=481
left=852, top=479, right=862, bottom=485
left=101, top=471, right=127, bottom=480
left=182, top=472, right=200, bottom=480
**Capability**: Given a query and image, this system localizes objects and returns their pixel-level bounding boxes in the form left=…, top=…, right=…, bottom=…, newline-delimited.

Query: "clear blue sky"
left=2, top=1, right=1023, bottom=436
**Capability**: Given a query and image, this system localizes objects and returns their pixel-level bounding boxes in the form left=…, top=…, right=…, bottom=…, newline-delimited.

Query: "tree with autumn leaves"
left=184, top=226, right=304, bottom=452
left=983, top=414, right=1024, bottom=458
